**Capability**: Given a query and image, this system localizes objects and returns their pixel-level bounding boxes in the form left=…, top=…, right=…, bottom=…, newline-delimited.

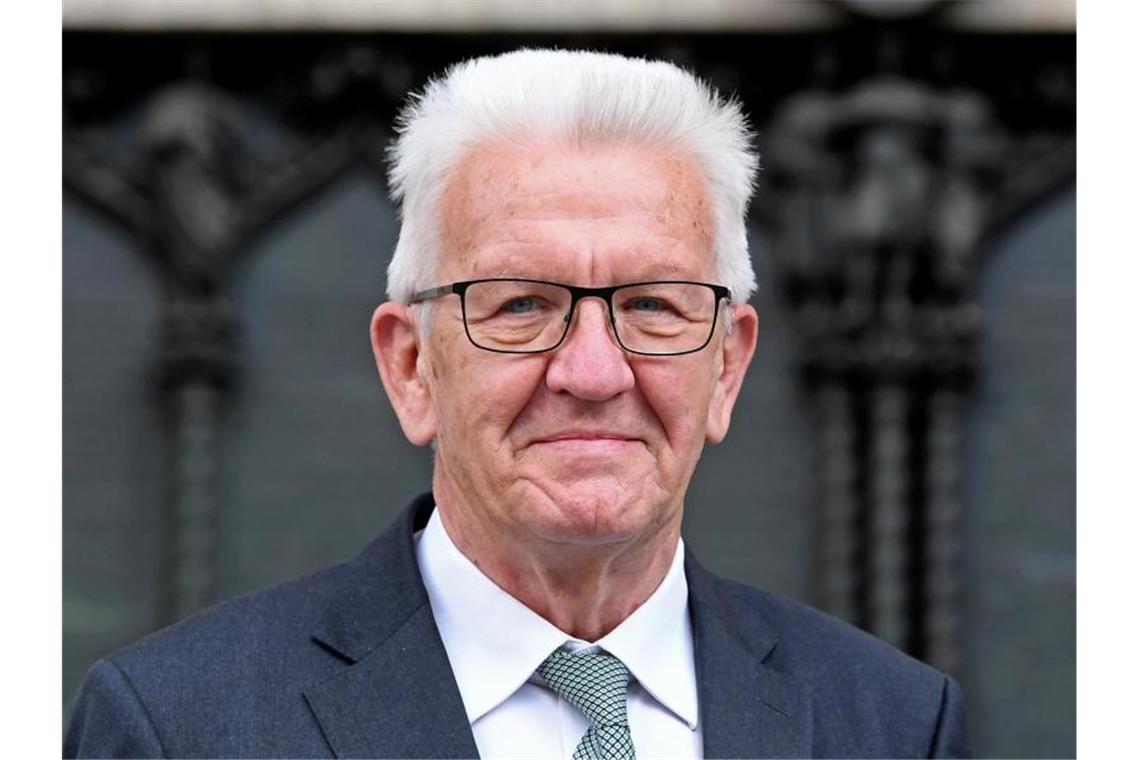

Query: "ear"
left=370, top=302, right=437, bottom=446
left=706, top=302, right=759, bottom=444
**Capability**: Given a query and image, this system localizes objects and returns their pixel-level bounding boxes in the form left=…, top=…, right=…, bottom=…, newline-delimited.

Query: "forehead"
left=437, top=139, right=715, bottom=281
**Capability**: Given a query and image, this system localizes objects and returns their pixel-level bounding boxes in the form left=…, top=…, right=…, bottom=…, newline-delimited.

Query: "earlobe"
left=370, top=302, right=437, bottom=446
left=706, top=303, right=759, bottom=443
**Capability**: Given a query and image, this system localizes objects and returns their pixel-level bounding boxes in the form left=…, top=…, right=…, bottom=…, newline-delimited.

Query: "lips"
left=534, top=430, right=638, bottom=443
left=528, top=431, right=643, bottom=457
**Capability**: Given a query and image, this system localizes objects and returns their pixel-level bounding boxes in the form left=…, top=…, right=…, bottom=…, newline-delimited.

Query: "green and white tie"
left=537, top=649, right=637, bottom=760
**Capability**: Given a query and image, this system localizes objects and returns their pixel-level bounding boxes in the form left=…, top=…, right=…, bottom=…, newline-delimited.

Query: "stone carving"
left=759, top=58, right=1072, bottom=671
left=64, top=32, right=1074, bottom=670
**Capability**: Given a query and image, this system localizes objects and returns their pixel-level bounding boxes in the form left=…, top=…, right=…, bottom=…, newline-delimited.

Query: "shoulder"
left=717, top=576, right=943, bottom=688
left=66, top=562, right=354, bottom=756
left=108, top=558, right=355, bottom=676
left=65, top=549, right=401, bottom=758
left=102, top=495, right=431, bottom=685
left=65, top=497, right=435, bottom=758
left=690, top=567, right=969, bottom=757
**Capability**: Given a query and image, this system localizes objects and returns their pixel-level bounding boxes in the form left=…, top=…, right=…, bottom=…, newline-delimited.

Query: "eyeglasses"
left=408, top=278, right=731, bottom=356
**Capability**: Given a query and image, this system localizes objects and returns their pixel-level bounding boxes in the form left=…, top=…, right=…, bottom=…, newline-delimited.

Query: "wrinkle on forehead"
left=437, top=139, right=715, bottom=280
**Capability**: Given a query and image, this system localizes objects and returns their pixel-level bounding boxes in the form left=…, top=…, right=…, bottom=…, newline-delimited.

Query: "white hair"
left=385, top=48, right=759, bottom=304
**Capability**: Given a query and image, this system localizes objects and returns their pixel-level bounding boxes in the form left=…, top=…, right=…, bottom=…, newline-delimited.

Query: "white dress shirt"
left=414, top=507, right=703, bottom=759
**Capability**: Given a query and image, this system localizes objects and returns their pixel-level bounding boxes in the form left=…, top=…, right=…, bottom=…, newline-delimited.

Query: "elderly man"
left=65, top=50, right=968, bottom=759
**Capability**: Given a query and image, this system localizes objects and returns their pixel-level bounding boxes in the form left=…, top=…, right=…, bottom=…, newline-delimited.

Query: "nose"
left=544, top=298, right=635, bottom=401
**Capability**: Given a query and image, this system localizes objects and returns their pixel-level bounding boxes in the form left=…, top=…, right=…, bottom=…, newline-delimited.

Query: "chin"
left=521, top=478, right=656, bottom=546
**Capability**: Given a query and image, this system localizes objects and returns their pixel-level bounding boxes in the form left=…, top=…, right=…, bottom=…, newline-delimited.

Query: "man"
left=65, top=49, right=969, bottom=759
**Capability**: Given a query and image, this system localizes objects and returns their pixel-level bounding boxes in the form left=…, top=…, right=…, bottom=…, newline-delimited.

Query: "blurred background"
left=62, top=0, right=1075, bottom=756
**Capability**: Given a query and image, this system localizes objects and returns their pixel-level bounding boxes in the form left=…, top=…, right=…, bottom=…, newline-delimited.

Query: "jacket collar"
left=307, top=492, right=437, bottom=663
left=302, top=494, right=812, bottom=758
left=303, top=493, right=480, bottom=758
left=686, top=553, right=814, bottom=758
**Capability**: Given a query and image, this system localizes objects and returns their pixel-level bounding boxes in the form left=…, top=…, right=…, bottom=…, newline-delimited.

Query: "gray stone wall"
left=62, top=17, right=1075, bottom=755
left=63, top=179, right=1075, bottom=756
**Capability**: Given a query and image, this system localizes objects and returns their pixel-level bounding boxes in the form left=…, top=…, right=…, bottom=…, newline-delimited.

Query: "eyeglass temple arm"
left=408, top=284, right=458, bottom=304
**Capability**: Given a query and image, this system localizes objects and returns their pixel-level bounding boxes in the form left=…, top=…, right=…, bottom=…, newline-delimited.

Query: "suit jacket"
left=65, top=493, right=969, bottom=758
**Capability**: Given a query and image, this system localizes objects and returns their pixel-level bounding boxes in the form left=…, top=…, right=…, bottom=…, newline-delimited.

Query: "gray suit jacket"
left=65, top=493, right=969, bottom=758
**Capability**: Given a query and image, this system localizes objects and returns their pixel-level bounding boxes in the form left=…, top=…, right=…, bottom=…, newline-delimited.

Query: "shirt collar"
left=592, top=537, right=699, bottom=729
left=414, top=506, right=698, bottom=729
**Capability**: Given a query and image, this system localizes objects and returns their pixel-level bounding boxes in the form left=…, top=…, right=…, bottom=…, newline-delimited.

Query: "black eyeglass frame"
left=408, top=277, right=732, bottom=356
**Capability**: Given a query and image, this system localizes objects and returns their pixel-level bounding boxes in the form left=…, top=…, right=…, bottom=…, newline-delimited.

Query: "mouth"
left=530, top=431, right=642, bottom=453
left=536, top=430, right=639, bottom=442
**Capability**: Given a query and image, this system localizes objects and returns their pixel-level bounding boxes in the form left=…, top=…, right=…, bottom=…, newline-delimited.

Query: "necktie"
left=537, top=649, right=637, bottom=760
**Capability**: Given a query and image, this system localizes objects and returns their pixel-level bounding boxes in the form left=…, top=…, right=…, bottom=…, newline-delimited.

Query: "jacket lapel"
left=686, top=555, right=814, bottom=759
left=302, top=494, right=480, bottom=759
left=299, top=494, right=813, bottom=758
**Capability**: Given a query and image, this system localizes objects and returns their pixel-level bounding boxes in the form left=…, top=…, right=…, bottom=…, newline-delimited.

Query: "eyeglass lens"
left=461, top=280, right=719, bottom=354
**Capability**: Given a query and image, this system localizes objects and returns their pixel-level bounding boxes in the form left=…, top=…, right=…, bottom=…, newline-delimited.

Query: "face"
left=380, top=140, right=756, bottom=555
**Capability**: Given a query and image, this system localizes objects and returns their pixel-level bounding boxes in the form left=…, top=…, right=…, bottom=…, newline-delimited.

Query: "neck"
left=432, top=475, right=681, bottom=642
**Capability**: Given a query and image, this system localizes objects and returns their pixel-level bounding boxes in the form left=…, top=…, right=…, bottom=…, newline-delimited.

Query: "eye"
left=501, top=296, right=541, bottom=314
left=629, top=297, right=668, bottom=312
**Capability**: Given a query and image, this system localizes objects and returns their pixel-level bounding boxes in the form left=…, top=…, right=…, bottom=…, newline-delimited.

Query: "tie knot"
left=537, top=650, right=633, bottom=728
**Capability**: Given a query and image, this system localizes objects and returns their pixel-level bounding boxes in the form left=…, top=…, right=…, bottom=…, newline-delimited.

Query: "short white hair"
left=385, top=48, right=759, bottom=304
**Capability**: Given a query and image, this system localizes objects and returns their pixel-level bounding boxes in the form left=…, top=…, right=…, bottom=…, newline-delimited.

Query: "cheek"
left=634, top=360, right=716, bottom=449
left=433, top=348, right=547, bottom=444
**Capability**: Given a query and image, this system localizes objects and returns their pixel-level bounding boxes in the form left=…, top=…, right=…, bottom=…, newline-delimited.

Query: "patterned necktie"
left=537, top=649, right=637, bottom=760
